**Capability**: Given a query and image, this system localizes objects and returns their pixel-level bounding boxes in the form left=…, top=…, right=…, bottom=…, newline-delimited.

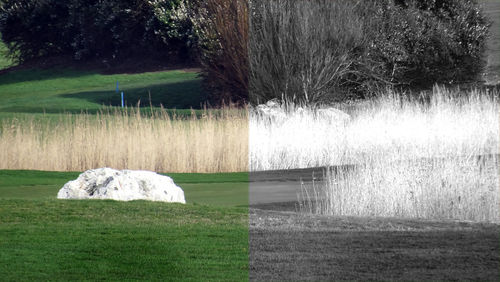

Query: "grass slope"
left=0, top=170, right=249, bottom=281
left=1, top=200, right=248, bottom=281
left=0, top=68, right=204, bottom=116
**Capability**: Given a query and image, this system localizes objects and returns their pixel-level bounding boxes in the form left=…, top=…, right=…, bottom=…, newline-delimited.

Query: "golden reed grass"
left=0, top=106, right=248, bottom=173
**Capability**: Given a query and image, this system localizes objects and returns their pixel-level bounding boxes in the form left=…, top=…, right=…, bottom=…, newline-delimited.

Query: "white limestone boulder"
left=57, top=168, right=186, bottom=203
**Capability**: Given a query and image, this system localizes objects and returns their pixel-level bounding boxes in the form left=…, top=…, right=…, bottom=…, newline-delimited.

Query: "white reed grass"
left=250, top=86, right=500, bottom=222
left=299, top=155, right=499, bottom=222
left=0, top=107, right=248, bottom=173
left=250, top=86, right=499, bottom=171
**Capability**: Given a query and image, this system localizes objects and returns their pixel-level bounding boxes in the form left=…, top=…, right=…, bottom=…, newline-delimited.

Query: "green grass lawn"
left=0, top=170, right=249, bottom=281
left=0, top=67, right=205, bottom=117
left=0, top=170, right=248, bottom=206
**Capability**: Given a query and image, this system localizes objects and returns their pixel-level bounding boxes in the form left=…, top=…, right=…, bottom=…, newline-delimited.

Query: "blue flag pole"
left=116, top=81, right=119, bottom=93
left=121, top=92, right=124, bottom=108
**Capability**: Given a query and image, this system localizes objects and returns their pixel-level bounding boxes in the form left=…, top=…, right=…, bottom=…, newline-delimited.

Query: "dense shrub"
left=0, top=0, right=199, bottom=63
left=249, top=0, right=489, bottom=104
left=369, top=0, right=490, bottom=87
left=148, top=0, right=200, bottom=62
left=0, top=1, right=73, bottom=61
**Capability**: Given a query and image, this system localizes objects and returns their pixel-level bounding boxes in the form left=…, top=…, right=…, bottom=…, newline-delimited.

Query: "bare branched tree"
left=193, top=0, right=248, bottom=105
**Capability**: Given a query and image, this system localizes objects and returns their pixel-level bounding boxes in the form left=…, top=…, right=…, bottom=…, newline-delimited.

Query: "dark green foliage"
left=0, top=0, right=199, bottom=64
left=0, top=0, right=73, bottom=61
left=249, top=0, right=490, bottom=104
left=149, top=0, right=200, bottom=62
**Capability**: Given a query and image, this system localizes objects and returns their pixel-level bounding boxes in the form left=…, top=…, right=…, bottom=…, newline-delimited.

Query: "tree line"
left=0, top=0, right=490, bottom=105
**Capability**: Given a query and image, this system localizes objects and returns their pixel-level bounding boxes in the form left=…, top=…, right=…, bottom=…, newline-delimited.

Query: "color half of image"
left=0, top=0, right=249, bottom=280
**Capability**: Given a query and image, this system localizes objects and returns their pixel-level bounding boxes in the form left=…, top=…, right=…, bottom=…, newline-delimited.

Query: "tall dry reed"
left=0, top=107, right=248, bottom=173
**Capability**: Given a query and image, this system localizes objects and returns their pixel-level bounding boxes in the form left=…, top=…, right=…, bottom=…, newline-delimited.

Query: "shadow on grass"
left=0, top=80, right=207, bottom=115
left=59, top=80, right=206, bottom=109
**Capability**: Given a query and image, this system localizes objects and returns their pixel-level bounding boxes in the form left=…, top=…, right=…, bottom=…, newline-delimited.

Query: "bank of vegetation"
left=1, top=0, right=491, bottom=105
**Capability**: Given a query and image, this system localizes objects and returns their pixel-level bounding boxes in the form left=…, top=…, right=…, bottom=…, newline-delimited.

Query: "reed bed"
left=0, top=107, right=248, bottom=173
left=250, top=86, right=500, bottom=222
left=299, top=155, right=500, bottom=222
left=250, top=86, right=499, bottom=171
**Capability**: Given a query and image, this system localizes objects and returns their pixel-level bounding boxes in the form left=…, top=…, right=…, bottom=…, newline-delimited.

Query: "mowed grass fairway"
left=0, top=170, right=248, bottom=281
left=0, top=67, right=204, bottom=116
